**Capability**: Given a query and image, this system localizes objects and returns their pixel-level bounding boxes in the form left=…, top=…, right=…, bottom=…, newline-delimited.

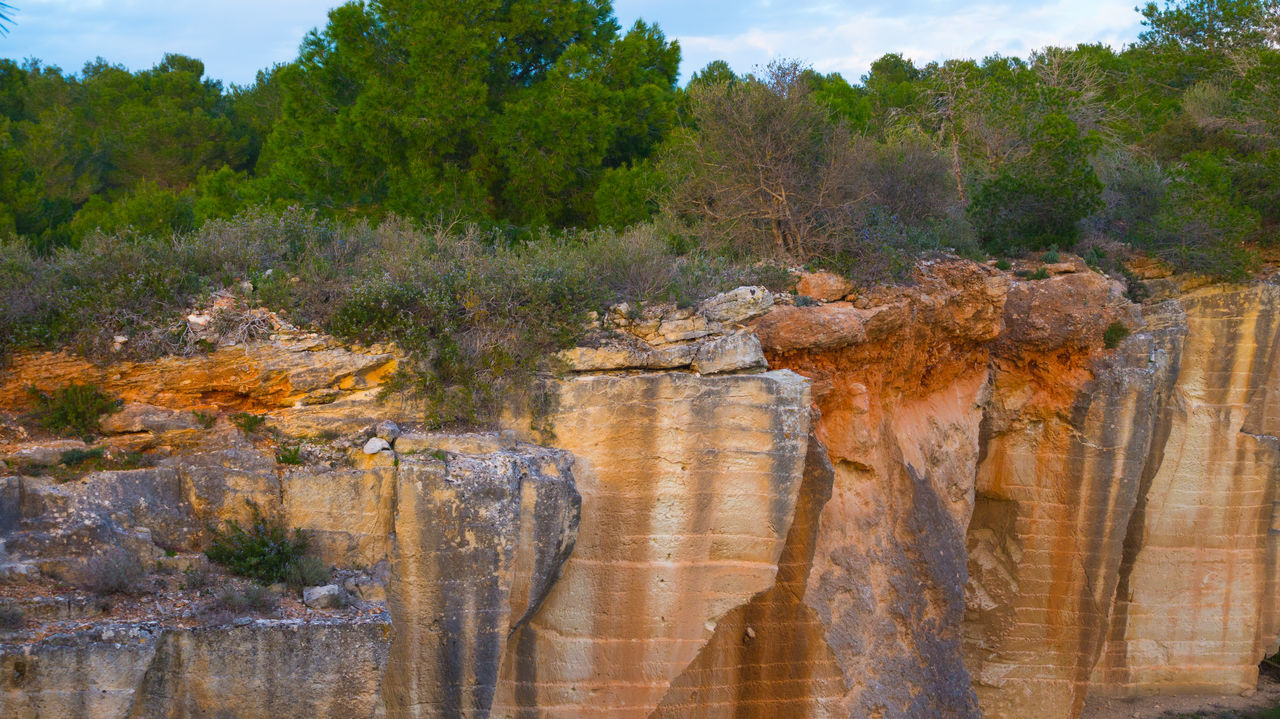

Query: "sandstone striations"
left=4, top=262, right=1280, bottom=719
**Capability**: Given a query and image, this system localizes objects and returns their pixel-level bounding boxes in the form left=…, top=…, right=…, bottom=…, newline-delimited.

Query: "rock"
left=489, top=371, right=810, bottom=717
left=283, top=467, right=395, bottom=568
left=3, top=440, right=88, bottom=467
left=302, top=584, right=349, bottom=609
left=557, top=341, right=697, bottom=372
left=395, top=431, right=516, bottom=456
left=375, top=420, right=401, bottom=442
left=699, top=286, right=775, bottom=324
left=383, top=448, right=580, bottom=719
left=796, top=271, right=854, bottom=302
left=690, top=332, right=768, bottom=375
left=362, top=437, right=391, bottom=455
left=100, top=403, right=200, bottom=434
left=343, top=574, right=387, bottom=603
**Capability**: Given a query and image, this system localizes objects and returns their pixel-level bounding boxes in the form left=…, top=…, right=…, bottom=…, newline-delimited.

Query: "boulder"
left=796, top=271, right=854, bottom=302
left=303, top=584, right=349, bottom=609
left=699, top=286, right=775, bottom=324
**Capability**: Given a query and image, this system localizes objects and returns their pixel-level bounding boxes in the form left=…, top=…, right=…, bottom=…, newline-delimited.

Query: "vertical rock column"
left=381, top=450, right=579, bottom=719
left=491, top=372, right=812, bottom=719
left=1093, top=285, right=1280, bottom=697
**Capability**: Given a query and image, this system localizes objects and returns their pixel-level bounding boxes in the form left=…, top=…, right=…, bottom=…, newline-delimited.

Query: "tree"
left=1138, top=0, right=1278, bottom=53
left=663, top=60, right=865, bottom=261
left=260, top=0, right=678, bottom=226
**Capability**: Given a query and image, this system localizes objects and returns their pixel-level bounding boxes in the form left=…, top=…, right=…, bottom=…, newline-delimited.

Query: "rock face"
left=1, top=621, right=391, bottom=719
left=493, top=371, right=813, bottom=718
left=7, top=267, right=1280, bottom=719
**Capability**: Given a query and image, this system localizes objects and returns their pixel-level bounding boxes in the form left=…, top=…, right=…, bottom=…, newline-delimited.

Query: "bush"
left=79, top=547, right=146, bottom=595
left=231, top=412, right=266, bottom=434
left=284, top=555, right=331, bottom=591
left=26, top=383, right=120, bottom=439
left=193, top=411, right=217, bottom=429
left=212, top=584, right=278, bottom=615
left=205, top=501, right=310, bottom=584
left=276, top=444, right=303, bottom=465
left=1104, top=321, right=1131, bottom=349
left=182, top=564, right=212, bottom=591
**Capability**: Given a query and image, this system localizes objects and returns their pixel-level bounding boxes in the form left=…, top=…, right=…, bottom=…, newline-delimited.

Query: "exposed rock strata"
left=4, top=265, right=1280, bottom=719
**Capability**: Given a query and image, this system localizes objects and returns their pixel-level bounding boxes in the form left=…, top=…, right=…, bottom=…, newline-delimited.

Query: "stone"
left=491, top=371, right=811, bottom=718
left=394, top=431, right=515, bottom=456
left=557, top=340, right=697, bottom=372
left=362, top=437, right=391, bottom=455
left=3, top=440, right=88, bottom=467
left=698, top=285, right=775, bottom=324
left=100, top=402, right=201, bottom=434
left=283, top=467, right=395, bottom=568
left=690, top=331, right=768, bottom=375
left=382, top=448, right=579, bottom=719
left=795, top=271, right=854, bottom=302
left=375, top=420, right=402, bottom=442
left=303, top=584, right=349, bottom=609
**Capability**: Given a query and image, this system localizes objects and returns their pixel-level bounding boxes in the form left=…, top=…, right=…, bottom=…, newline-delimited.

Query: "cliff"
left=2, top=260, right=1279, bottom=718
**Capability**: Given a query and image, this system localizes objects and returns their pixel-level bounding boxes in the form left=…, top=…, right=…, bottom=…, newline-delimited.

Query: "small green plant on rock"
left=276, top=444, right=303, bottom=465
left=1041, top=246, right=1061, bottom=264
left=1104, top=321, right=1131, bottom=349
left=1028, top=267, right=1051, bottom=280
left=231, top=412, right=266, bottom=435
left=26, top=383, right=120, bottom=439
left=193, top=411, right=217, bottom=429
left=994, top=259, right=1012, bottom=271
left=205, top=501, right=311, bottom=584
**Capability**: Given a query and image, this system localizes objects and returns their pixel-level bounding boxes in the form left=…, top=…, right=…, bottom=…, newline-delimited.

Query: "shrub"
left=182, top=564, right=212, bottom=591
left=193, top=411, right=217, bottom=429
left=276, top=444, right=303, bottom=465
left=994, top=259, right=1012, bottom=271
left=26, top=383, right=120, bottom=439
left=1104, top=321, right=1131, bottom=349
left=1042, top=246, right=1061, bottom=264
left=1028, top=268, right=1051, bottom=280
left=79, top=547, right=146, bottom=595
left=205, top=501, right=310, bottom=584
left=231, top=412, right=266, bottom=434
left=213, top=584, right=278, bottom=615
left=284, top=555, right=331, bottom=591
left=60, top=447, right=105, bottom=466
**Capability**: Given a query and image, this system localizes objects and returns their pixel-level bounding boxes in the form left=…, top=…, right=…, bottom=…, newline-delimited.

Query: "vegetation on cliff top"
left=3, top=0, right=1279, bottom=424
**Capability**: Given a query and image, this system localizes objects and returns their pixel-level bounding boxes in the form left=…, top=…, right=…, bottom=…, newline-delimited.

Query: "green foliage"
left=205, top=501, right=310, bottom=585
left=1028, top=267, right=1051, bottom=280
left=193, top=411, right=217, bottom=429
left=994, top=259, right=1012, bottom=270
left=276, top=444, right=303, bottom=465
left=26, top=383, right=120, bottom=439
left=1104, top=321, right=1132, bottom=348
left=969, top=114, right=1103, bottom=253
left=231, top=412, right=266, bottom=434
left=59, top=447, right=105, bottom=466
left=79, top=547, right=146, bottom=595
left=1042, top=246, right=1061, bottom=263
left=283, top=555, right=331, bottom=591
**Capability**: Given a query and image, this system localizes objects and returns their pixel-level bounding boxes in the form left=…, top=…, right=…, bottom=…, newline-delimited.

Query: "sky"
left=0, top=0, right=1147, bottom=86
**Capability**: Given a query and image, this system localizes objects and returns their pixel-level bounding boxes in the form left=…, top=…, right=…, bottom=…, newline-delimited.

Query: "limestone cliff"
left=3, top=261, right=1280, bottom=719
